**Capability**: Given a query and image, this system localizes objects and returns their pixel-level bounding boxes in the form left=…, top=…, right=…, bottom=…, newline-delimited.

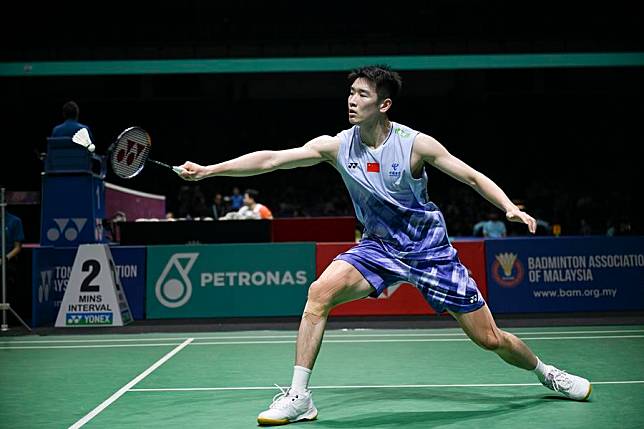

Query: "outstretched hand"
left=506, top=209, right=537, bottom=234
left=177, top=161, right=208, bottom=181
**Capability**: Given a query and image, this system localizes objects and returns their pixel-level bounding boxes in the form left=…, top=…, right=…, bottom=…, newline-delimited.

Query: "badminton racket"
left=73, top=126, right=185, bottom=179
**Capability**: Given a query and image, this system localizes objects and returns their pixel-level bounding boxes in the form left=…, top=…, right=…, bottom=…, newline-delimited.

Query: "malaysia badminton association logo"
left=155, top=253, right=199, bottom=308
left=491, top=252, right=525, bottom=288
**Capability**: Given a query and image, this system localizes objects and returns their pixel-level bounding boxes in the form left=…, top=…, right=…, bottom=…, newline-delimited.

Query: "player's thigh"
left=311, top=259, right=374, bottom=306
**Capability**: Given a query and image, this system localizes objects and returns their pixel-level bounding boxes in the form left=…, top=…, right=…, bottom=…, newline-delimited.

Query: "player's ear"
left=379, top=97, right=392, bottom=113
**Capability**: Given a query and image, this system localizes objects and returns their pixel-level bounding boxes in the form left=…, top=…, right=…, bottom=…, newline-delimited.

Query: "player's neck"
left=359, top=118, right=391, bottom=148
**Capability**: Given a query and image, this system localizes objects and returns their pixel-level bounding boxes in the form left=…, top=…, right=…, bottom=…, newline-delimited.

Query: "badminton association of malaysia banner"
left=146, top=243, right=316, bottom=318
left=486, top=236, right=644, bottom=313
left=31, top=246, right=147, bottom=326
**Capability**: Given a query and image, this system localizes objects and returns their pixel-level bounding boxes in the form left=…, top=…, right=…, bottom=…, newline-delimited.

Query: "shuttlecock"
left=72, top=128, right=95, bottom=152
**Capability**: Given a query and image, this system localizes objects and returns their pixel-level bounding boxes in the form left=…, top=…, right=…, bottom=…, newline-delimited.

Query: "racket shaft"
left=148, top=158, right=172, bottom=169
left=148, top=158, right=185, bottom=175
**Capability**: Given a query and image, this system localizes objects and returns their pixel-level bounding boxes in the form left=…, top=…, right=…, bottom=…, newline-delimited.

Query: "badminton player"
left=178, top=65, right=592, bottom=425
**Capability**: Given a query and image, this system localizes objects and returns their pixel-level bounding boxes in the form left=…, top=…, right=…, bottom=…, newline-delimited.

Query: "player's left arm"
left=413, top=133, right=536, bottom=233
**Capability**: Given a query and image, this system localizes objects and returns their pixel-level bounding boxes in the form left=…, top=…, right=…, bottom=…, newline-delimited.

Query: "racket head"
left=110, top=126, right=151, bottom=179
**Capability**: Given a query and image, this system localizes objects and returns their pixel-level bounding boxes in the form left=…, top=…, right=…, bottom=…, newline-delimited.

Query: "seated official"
left=220, top=189, right=273, bottom=220
left=51, top=100, right=93, bottom=140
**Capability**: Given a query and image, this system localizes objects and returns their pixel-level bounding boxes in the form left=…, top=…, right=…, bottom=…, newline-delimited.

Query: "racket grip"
left=172, top=166, right=186, bottom=175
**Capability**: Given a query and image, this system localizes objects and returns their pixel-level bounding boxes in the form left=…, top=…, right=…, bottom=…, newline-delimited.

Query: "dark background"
left=1, top=1, right=642, bottom=240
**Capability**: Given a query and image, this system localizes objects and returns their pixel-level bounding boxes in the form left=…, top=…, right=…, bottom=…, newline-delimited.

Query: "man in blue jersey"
left=178, top=65, right=591, bottom=425
left=50, top=100, right=93, bottom=140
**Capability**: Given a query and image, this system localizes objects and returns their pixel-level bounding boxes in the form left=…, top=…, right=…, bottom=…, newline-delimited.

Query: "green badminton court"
left=1, top=325, right=643, bottom=428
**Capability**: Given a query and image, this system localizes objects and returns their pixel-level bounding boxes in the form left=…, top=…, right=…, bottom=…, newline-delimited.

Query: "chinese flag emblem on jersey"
left=367, top=162, right=380, bottom=172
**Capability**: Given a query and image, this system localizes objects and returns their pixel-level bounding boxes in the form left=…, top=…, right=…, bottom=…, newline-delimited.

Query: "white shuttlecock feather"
left=72, top=128, right=95, bottom=152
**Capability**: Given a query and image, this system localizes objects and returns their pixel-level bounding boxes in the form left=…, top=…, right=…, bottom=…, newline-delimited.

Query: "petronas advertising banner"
left=146, top=243, right=315, bottom=318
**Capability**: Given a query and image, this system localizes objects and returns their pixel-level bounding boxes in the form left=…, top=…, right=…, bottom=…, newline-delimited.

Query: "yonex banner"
left=146, top=243, right=316, bottom=318
left=31, top=246, right=146, bottom=326
left=486, top=236, right=644, bottom=313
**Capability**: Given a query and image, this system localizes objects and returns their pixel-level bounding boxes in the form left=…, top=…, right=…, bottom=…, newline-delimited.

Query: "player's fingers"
left=174, top=162, right=193, bottom=180
left=528, top=216, right=537, bottom=234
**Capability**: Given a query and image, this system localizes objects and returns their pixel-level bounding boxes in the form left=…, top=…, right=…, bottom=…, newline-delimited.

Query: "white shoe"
left=540, top=365, right=592, bottom=401
left=257, top=385, right=318, bottom=426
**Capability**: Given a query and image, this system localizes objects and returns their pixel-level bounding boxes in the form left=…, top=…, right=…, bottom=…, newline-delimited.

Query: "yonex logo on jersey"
left=347, top=162, right=358, bottom=169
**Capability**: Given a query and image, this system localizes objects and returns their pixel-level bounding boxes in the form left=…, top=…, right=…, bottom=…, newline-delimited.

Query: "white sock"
left=291, top=365, right=312, bottom=393
left=533, top=357, right=549, bottom=380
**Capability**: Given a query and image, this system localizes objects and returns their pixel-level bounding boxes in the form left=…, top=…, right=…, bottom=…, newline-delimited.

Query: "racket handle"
left=172, top=166, right=186, bottom=175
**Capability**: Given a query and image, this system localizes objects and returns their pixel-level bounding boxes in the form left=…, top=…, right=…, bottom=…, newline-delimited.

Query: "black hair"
left=62, top=101, right=79, bottom=120
left=245, top=188, right=259, bottom=201
left=348, top=65, right=402, bottom=101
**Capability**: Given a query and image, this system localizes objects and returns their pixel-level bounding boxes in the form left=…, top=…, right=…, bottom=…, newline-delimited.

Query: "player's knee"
left=476, top=329, right=502, bottom=351
left=306, top=280, right=334, bottom=315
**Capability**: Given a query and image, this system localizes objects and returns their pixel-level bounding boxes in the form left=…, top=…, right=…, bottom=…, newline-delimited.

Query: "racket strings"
left=110, top=128, right=151, bottom=178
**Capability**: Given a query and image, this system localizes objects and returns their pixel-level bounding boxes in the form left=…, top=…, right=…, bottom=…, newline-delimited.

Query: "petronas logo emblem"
left=155, top=253, right=199, bottom=308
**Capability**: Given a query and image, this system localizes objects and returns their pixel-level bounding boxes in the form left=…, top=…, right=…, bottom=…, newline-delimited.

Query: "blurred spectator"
left=473, top=211, right=507, bottom=238
left=176, top=185, right=210, bottom=219
left=532, top=208, right=552, bottom=236
left=190, top=186, right=210, bottom=219
left=230, top=187, right=244, bottom=210
left=579, top=218, right=592, bottom=235
left=606, top=217, right=632, bottom=236
left=220, top=189, right=273, bottom=220
left=210, top=193, right=227, bottom=219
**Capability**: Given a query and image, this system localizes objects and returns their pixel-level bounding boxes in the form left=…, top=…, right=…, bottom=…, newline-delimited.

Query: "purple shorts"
left=334, top=238, right=485, bottom=314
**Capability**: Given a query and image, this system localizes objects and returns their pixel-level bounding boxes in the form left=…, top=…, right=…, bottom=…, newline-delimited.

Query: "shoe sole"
left=582, top=383, right=592, bottom=401
left=257, top=417, right=289, bottom=426
left=257, top=411, right=318, bottom=426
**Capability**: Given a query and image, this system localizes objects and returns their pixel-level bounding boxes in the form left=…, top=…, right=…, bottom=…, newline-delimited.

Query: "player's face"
left=348, top=78, right=381, bottom=124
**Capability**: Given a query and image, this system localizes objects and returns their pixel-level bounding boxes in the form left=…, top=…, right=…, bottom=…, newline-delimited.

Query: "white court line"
left=68, top=338, right=193, bottom=429
left=128, top=380, right=644, bottom=392
left=2, top=334, right=644, bottom=350
left=190, top=334, right=644, bottom=346
left=1, top=343, right=185, bottom=350
left=4, top=329, right=644, bottom=344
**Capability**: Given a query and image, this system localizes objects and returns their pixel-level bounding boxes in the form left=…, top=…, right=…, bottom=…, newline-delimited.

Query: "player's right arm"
left=178, top=136, right=340, bottom=180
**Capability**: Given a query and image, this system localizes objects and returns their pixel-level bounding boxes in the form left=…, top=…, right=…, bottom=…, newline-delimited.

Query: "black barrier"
left=116, top=220, right=272, bottom=245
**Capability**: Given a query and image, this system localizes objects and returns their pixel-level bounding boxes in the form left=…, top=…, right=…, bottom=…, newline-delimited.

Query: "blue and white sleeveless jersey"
left=335, top=122, right=453, bottom=258
left=333, top=122, right=483, bottom=313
